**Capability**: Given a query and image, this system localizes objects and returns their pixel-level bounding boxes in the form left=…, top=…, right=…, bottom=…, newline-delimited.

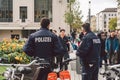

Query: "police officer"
left=23, top=18, right=64, bottom=80
left=76, top=23, right=101, bottom=80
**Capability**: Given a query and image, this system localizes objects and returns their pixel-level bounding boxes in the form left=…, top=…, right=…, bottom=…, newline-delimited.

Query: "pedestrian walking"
left=76, top=23, right=101, bottom=80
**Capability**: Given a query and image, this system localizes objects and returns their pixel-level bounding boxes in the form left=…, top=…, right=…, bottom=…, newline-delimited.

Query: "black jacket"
left=76, top=31, right=101, bottom=63
left=100, top=38, right=106, bottom=57
left=58, top=36, right=70, bottom=53
left=23, top=28, right=64, bottom=58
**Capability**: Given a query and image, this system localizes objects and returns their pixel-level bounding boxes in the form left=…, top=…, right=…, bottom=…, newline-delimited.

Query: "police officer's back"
left=76, top=23, right=101, bottom=80
left=23, top=18, right=64, bottom=80
left=23, top=18, right=64, bottom=58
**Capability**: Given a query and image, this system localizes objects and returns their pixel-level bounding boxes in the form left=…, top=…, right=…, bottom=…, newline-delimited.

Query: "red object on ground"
left=59, top=70, right=71, bottom=80
left=47, top=72, right=57, bottom=80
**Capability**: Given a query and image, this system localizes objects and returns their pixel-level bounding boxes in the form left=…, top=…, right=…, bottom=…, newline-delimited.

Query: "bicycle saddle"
left=17, top=67, right=32, bottom=74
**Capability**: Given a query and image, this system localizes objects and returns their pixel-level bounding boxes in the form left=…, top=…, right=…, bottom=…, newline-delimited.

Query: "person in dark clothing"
left=78, top=32, right=84, bottom=46
left=97, top=32, right=107, bottom=67
left=71, top=30, right=77, bottom=43
left=105, top=31, right=119, bottom=65
left=23, top=18, right=64, bottom=80
left=116, top=30, right=120, bottom=64
left=76, top=23, right=101, bottom=80
left=57, top=29, right=70, bottom=70
left=79, top=32, right=84, bottom=40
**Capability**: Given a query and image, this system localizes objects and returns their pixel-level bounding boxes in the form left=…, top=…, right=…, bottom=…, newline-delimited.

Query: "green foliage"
left=64, top=11, right=74, bottom=25
left=0, top=66, right=7, bottom=79
left=109, top=17, right=117, bottom=30
left=64, top=0, right=83, bottom=31
left=0, top=39, right=31, bottom=64
left=72, top=1, right=83, bottom=29
left=70, top=0, right=75, bottom=3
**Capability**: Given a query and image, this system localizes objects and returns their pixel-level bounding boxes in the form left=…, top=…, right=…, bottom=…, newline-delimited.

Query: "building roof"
left=101, top=8, right=117, bottom=12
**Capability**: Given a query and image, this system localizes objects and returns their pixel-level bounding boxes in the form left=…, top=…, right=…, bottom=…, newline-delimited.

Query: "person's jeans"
left=109, top=53, right=118, bottom=65
left=56, top=53, right=69, bottom=70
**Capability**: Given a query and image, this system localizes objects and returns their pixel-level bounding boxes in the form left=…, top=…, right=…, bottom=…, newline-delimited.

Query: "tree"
left=72, top=1, right=83, bottom=30
left=64, top=0, right=83, bottom=32
left=109, top=17, right=117, bottom=30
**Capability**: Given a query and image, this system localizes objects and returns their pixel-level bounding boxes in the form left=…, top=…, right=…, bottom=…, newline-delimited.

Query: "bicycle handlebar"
left=108, top=64, right=120, bottom=69
left=0, top=58, right=50, bottom=67
left=61, top=58, right=76, bottom=65
left=0, top=60, right=37, bottom=67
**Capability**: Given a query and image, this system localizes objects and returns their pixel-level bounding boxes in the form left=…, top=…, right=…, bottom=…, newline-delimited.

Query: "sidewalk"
left=68, top=51, right=81, bottom=80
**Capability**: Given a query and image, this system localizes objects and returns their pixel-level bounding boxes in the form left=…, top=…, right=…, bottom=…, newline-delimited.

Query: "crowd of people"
left=23, top=18, right=71, bottom=80
left=98, top=30, right=120, bottom=66
left=70, top=27, right=120, bottom=67
left=23, top=17, right=120, bottom=80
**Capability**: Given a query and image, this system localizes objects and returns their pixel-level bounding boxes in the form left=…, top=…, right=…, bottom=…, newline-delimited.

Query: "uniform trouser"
left=82, top=62, right=99, bottom=80
left=37, top=67, right=51, bottom=80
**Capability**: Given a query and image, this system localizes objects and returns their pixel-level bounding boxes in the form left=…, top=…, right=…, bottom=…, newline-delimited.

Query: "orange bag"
left=47, top=72, right=57, bottom=80
left=59, top=70, right=71, bottom=80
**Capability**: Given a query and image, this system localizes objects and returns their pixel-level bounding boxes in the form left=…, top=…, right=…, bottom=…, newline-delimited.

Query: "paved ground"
left=68, top=51, right=104, bottom=80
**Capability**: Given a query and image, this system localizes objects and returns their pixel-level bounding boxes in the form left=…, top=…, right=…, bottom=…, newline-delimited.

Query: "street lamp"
left=88, top=0, right=91, bottom=25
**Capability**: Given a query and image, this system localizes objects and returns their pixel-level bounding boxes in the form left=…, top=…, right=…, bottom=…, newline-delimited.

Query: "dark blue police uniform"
left=76, top=31, right=101, bottom=80
left=23, top=28, right=64, bottom=80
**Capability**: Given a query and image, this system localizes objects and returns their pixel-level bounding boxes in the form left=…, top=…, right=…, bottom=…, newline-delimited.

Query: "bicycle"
left=47, top=58, right=76, bottom=80
left=100, top=64, right=120, bottom=80
left=0, top=57, right=76, bottom=80
left=0, top=57, right=50, bottom=80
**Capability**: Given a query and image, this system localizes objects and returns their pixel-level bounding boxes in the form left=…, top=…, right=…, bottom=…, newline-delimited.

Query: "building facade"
left=96, top=8, right=117, bottom=32
left=91, top=15, right=96, bottom=31
left=0, top=0, right=69, bottom=41
left=85, top=15, right=96, bottom=32
left=117, top=0, right=120, bottom=29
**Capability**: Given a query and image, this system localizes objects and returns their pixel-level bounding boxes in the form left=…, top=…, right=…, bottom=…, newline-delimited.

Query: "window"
left=104, top=14, right=106, bottom=19
left=104, top=21, right=106, bottom=24
left=104, top=29, right=106, bottom=31
left=34, top=0, right=52, bottom=22
left=22, top=30, right=36, bottom=38
left=20, top=7, right=27, bottom=22
left=11, top=34, right=19, bottom=40
left=0, top=0, right=13, bottom=22
left=104, top=24, right=106, bottom=28
left=67, top=0, right=69, bottom=3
